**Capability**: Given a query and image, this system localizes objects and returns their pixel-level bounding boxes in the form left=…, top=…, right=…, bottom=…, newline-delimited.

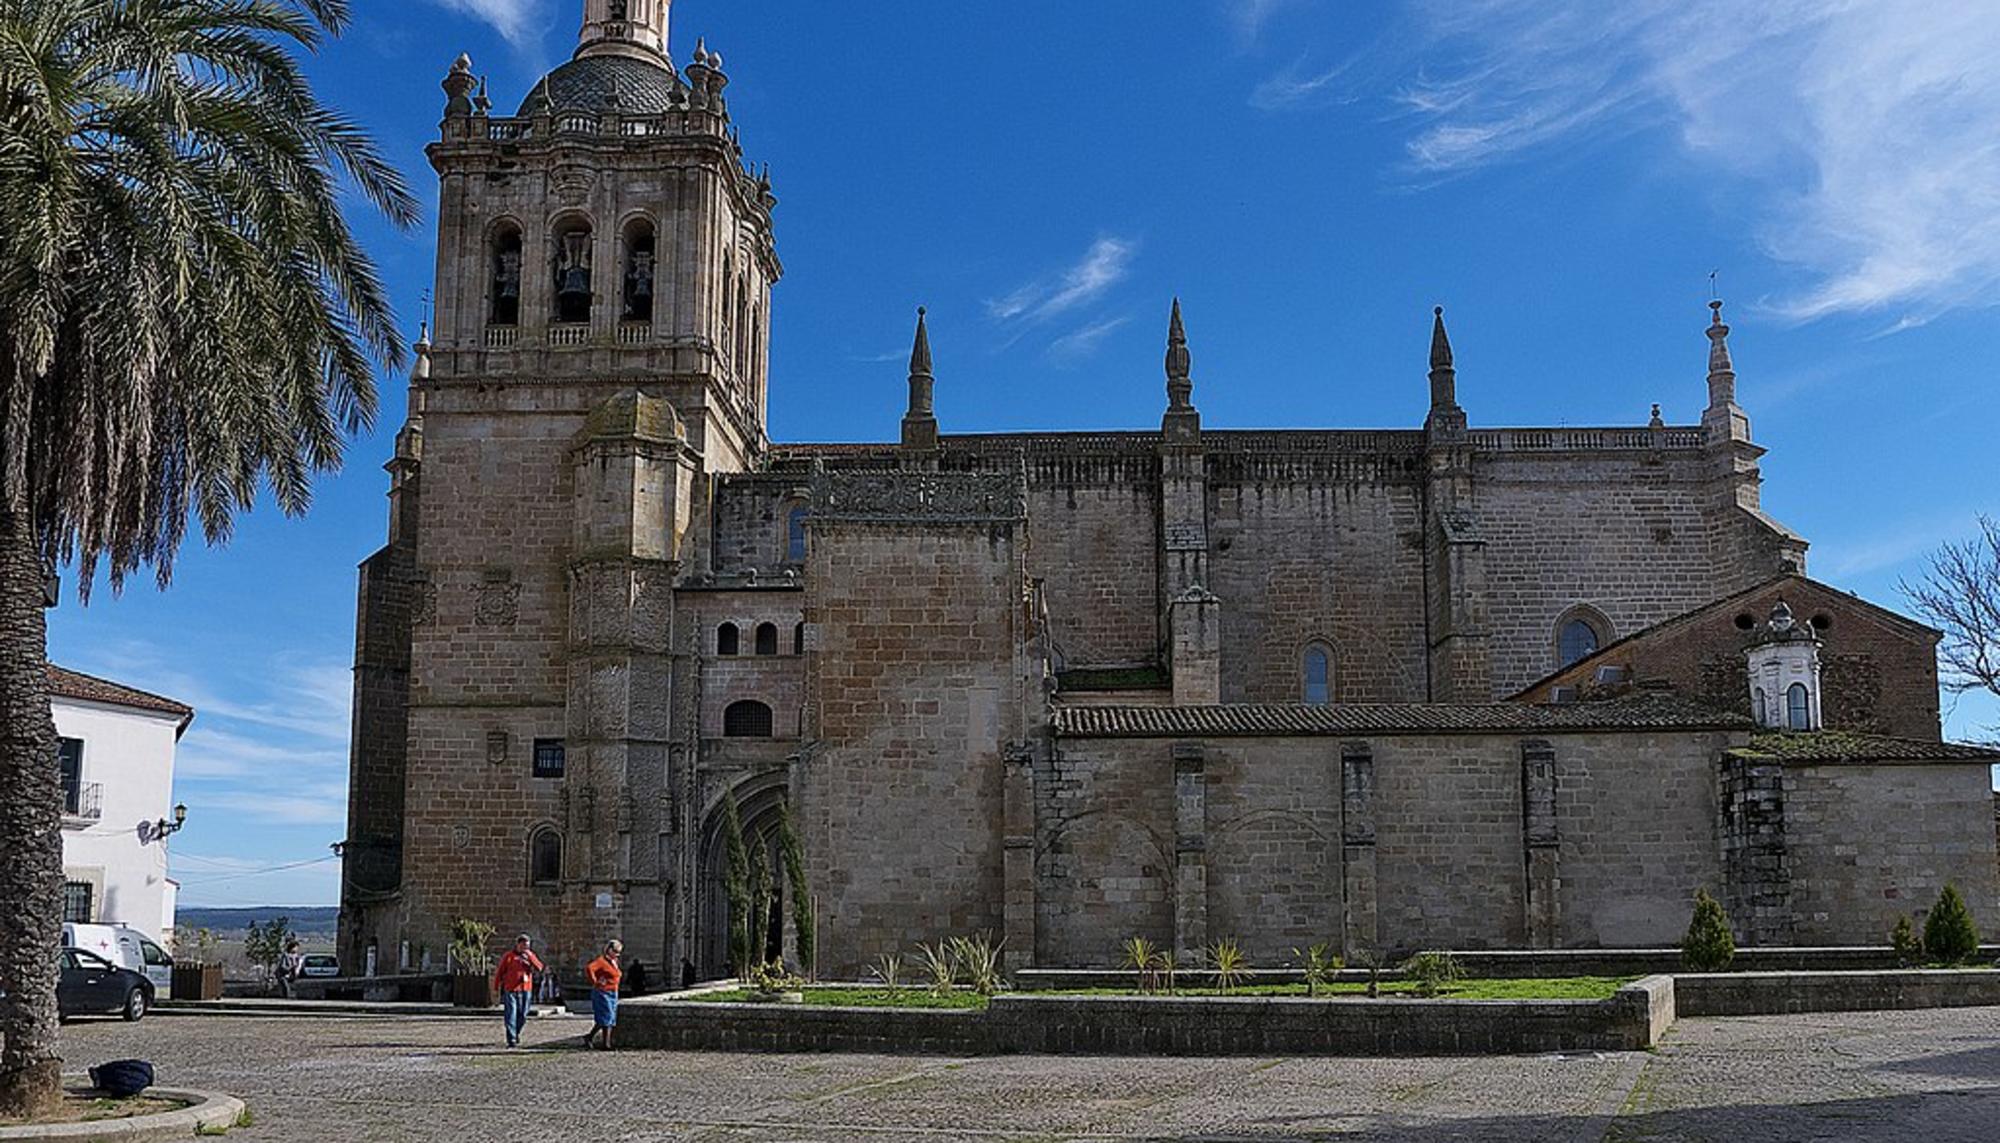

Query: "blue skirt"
left=592, top=989, right=618, bottom=1027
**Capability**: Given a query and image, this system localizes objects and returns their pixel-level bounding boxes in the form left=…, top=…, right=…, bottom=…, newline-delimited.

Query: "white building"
left=52, top=665, right=193, bottom=943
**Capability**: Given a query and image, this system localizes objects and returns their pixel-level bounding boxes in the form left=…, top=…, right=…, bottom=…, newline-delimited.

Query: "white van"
left=62, top=923, right=174, bottom=992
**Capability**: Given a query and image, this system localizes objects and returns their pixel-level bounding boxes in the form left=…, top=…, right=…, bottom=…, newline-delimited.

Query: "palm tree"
left=0, top=0, right=413, bottom=1114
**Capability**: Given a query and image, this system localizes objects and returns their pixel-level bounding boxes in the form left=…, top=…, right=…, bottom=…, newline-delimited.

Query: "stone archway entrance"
left=695, top=771, right=795, bottom=980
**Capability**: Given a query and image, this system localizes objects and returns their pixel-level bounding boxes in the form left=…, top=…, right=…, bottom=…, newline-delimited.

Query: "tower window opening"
left=490, top=225, right=523, bottom=325
left=717, top=622, right=739, bottom=656
left=529, top=828, right=562, bottom=885
left=553, top=219, right=594, bottom=324
left=754, top=622, right=778, bottom=656
left=786, top=505, right=808, bottom=562
left=1787, top=683, right=1810, bottom=730
left=1557, top=616, right=1603, bottom=668
left=622, top=221, right=655, bottom=322
left=724, top=700, right=774, bottom=738
left=793, top=622, right=805, bottom=656
left=1302, top=645, right=1332, bottom=705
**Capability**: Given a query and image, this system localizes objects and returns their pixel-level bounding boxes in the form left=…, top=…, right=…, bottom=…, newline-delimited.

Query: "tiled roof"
left=47, top=665, right=194, bottom=728
left=1733, top=730, right=2000, bottom=763
left=520, top=54, right=684, bottom=116
left=1053, top=693, right=1750, bottom=738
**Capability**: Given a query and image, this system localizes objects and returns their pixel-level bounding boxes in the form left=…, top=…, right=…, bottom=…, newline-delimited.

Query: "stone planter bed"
left=0, top=1083, right=245, bottom=1141
left=620, top=975, right=1677, bottom=1056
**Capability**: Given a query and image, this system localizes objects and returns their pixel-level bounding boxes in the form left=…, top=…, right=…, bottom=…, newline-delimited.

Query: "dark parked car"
left=59, top=947, right=152, bottom=1021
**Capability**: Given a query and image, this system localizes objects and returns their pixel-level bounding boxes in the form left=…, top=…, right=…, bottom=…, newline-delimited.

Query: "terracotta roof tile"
left=1733, top=730, right=2000, bottom=763
left=1053, top=693, right=1748, bottom=739
left=47, top=665, right=194, bottom=728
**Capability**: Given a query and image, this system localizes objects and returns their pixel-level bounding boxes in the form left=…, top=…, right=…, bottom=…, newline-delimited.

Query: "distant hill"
left=176, top=906, right=339, bottom=937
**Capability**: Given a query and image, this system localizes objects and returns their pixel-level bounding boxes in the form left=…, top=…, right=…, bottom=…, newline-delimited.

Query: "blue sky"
left=48, top=1, right=2000, bottom=907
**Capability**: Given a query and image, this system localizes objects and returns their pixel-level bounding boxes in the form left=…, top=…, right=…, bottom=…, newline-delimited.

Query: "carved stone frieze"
left=812, top=470, right=1027, bottom=524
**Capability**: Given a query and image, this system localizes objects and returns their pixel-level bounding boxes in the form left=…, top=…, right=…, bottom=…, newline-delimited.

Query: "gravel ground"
left=52, top=1005, right=2000, bottom=1141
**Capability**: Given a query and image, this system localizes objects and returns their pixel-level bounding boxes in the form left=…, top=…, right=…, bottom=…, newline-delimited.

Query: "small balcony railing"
left=62, top=781, right=102, bottom=823
left=617, top=322, right=651, bottom=345
left=549, top=324, right=589, bottom=348
left=484, top=324, right=518, bottom=348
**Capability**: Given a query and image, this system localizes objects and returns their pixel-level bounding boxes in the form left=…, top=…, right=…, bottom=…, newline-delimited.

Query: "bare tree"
left=1903, top=515, right=2000, bottom=704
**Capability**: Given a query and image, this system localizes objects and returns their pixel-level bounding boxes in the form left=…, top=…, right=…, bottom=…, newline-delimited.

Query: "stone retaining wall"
left=618, top=977, right=1674, bottom=1056
left=1674, top=969, right=2000, bottom=1017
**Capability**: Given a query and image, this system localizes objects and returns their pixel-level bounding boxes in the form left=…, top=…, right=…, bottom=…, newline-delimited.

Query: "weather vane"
left=1708, top=270, right=1720, bottom=300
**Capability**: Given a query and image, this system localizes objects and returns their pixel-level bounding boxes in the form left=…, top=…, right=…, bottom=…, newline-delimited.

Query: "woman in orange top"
left=584, top=939, right=623, bottom=1050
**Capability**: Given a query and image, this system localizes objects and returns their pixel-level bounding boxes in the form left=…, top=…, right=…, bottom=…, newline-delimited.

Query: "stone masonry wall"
left=1035, top=741, right=1177, bottom=967
left=803, top=516, right=1025, bottom=978
left=1475, top=449, right=1723, bottom=697
left=1206, top=470, right=1429, bottom=704
left=1782, top=761, right=2000, bottom=944
left=1023, top=462, right=1161, bottom=669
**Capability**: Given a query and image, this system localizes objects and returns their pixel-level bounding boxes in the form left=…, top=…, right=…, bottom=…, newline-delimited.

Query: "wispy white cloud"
left=1251, top=56, right=1359, bottom=111
left=1230, top=0, right=1302, bottom=47
left=986, top=237, right=1138, bottom=325
left=1048, top=315, right=1133, bottom=364
left=431, top=0, right=548, bottom=49
left=1383, top=0, right=2000, bottom=324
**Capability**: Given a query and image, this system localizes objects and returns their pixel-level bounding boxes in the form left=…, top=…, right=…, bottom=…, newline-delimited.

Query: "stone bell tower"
left=427, top=0, right=779, bottom=471
left=341, top=0, right=781, bottom=976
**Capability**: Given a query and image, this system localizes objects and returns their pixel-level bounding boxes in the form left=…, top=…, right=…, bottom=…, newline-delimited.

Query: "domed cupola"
left=1745, top=600, right=1823, bottom=731
left=518, top=0, right=684, bottom=116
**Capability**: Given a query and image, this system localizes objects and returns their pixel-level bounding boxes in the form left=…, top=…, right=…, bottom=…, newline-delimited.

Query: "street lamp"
left=154, top=803, right=189, bottom=839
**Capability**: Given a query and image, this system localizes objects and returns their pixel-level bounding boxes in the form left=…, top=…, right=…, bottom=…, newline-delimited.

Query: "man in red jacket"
left=492, top=933, right=544, bottom=1048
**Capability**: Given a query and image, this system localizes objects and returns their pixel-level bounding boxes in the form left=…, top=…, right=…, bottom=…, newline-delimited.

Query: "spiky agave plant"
left=1119, top=935, right=1161, bottom=992
left=1207, top=938, right=1248, bottom=994
left=949, top=934, right=1006, bottom=996
left=918, top=941, right=959, bottom=996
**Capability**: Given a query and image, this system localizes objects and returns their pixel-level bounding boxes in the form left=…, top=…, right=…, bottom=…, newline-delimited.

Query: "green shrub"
left=870, top=953, right=904, bottom=993
left=918, top=941, right=959, bottom=996
left=1157, top=950, right=1179, bottom=995
left=1206, top=938, right=1248, bottom=993
left=1292, top=942, right=1342, bottom=997
left=949, top=934, right=1006, bottom=996
left=1890, top=914, right=1923, bottom=966
left=721, top=792, right=751, bottom=974
left=1402, top=951, right=1464, bottom=998
left=1119, top=936, right=1161, bottom=991
left=447, top=918, right=494, bottom=975
left=746, top=960, right=805, bottom=994
left=1923, top=883, right=1981, bottom=965
left=776, top=800, right=815, bottom=977
left=1680, top=888, right=1736, bottom=973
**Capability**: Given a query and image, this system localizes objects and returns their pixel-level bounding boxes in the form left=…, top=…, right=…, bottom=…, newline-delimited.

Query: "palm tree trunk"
left=0, top=501, right=62, bottom=1118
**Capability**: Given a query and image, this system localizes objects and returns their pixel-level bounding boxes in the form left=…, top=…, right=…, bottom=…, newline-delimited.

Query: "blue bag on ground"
left=89, top=1059, right=154, bottom=1097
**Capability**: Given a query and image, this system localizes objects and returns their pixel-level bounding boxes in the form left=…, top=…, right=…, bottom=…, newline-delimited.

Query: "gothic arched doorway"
left=695, top=771, right=796, bottom=980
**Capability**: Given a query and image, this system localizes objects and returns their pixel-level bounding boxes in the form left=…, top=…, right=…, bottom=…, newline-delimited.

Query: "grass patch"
left=685, top=988, right=991, bottom=1009
left=679, top=977, right=1631, bottom=1009
left=0, top=1093, right=187, bottom=1128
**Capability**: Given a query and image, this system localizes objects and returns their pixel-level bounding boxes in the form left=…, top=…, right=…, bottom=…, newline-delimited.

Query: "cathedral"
left=339, top=1, right=2000, bottom=980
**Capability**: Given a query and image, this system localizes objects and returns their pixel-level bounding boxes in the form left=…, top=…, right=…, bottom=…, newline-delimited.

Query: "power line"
left=172, top=855, right=338, bottom=886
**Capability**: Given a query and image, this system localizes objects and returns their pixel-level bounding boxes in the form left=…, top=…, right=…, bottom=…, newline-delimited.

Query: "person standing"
left=278, top=940, right=306, bottom=998
left=493, top=934, right=544, bottom=1048
left=584, top=940, right=623, bottom=1050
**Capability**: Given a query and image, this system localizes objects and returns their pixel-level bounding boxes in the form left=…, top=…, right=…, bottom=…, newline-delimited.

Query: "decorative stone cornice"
left=811, top=470, right=1027, bottom=524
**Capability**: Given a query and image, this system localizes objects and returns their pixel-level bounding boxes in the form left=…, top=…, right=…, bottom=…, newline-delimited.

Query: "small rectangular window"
left=61, top=881, right=93, bottom=923
left=56, top=738, right=82, bottom=815
left=532, top=738, right=566, bottom=779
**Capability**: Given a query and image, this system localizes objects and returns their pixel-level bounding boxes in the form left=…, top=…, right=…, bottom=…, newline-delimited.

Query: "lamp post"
left=154, top=803, right=189, bottom=840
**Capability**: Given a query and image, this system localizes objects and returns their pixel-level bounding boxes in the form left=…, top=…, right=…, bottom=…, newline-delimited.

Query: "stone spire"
left=901, top=307, right=938, bottom=450
left=576, top=0, right=672, bottom=63
left=1705, top=299, right=1736, bottom=408
left=1161, top=298, right=1201, bottom=440
left=1425, top=306, right=1465, bottom=434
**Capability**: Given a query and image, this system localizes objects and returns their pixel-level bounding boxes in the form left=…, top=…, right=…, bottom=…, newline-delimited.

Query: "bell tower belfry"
left=578, top=0, right=672, bottom=61
left=425, top=1, right=779, bottom=473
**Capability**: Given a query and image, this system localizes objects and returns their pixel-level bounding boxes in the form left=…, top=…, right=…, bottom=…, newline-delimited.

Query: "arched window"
left=1753, top=688, right=1768, bottom=726
left=621, top=219, right=655, bottom=322
left=552, top=217, right=594, bottom=324
left=724, top=700, right=773, bottom=738
left=1786, top=683, right=1810, bottom=730
left=490, top=224, right=523, bottom=325
left=792, top=622, right=805, bottom=656
left=529, top=828, right=562, bottom=886
left=754, top=622, right=778, bottom=656
left=717, top=622, right=739, bottom=656
left=786, top=505, right=808, bottom=562
left=1557, top=616, right=1603, bottom=669
left=1302, top=645, right=1332, bottom=705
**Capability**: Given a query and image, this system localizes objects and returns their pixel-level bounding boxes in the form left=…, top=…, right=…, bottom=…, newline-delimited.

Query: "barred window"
left=533, top=738, right=566, bottom=779
left=723, top=700, right=774, bottom=738
left=62, top=881, right=93, bottom=924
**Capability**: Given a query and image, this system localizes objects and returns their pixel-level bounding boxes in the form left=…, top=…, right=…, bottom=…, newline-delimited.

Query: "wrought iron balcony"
left=62, top=781, right=102, bottom=824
